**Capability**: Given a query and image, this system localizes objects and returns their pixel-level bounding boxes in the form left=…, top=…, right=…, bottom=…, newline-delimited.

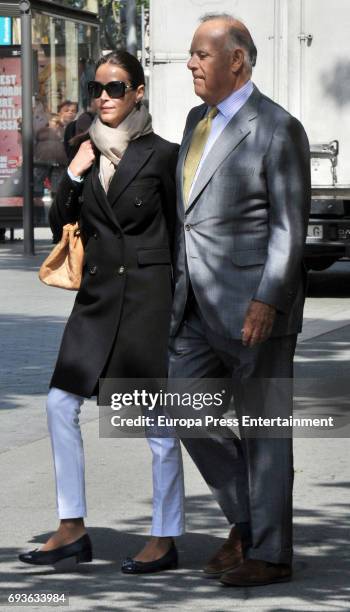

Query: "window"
left=45, top=1, right=98, bottom=14
left=31, top=12, right=98, bottom=195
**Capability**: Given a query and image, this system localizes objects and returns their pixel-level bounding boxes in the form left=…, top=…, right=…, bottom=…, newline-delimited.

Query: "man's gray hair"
left=200, top=13, right=257, bottom=73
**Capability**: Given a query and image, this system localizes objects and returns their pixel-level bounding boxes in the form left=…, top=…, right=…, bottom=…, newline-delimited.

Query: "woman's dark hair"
left=95, top=50, right=145, bottom=88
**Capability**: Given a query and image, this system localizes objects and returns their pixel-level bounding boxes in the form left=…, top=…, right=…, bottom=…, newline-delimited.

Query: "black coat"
left=49, top=132, right=178, bottom=398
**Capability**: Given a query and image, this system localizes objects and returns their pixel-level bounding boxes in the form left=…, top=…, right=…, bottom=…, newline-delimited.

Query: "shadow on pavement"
left=295, top=324, right=350, bottom=381
left=1, top=493, right=349, bottom=610
left=0, top=315, right=66, bottom=408
left=0, top=240, right=52, bottom=272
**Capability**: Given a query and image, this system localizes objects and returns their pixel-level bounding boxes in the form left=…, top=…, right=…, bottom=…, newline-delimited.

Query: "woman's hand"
left=69, top=139, right=96, bottom=177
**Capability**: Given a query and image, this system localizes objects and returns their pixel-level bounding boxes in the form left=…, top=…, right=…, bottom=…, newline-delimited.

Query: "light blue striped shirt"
left=68, top=167, right=83, bottom=182
left=190, top=80, right=254, bottom=196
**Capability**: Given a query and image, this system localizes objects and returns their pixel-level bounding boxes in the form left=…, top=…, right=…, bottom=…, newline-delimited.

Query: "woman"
left=34, top=114, right=68, bottom=196
left=19, top=51, right=185, bottom=573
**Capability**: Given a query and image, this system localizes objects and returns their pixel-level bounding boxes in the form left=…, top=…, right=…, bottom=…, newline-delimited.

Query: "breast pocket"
left=128, top=178, right=160, bottom=193
left=214, top=167, right=255, bottom=199
left=217, top=167, right=255, bottom=177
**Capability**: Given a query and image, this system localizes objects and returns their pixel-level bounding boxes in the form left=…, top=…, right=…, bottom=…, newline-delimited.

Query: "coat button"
left=185, top=224, right=191, bottom=231
left=118, top=265, right=126, bottom=275
left=135, top=197, right=143, bottom=207
left=93, top=232, right=98, bottom=239
left=89, top=265, right=97, bottom=275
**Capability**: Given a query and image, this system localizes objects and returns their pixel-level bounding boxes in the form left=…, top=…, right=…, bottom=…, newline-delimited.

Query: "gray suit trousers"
left=168, top=300, right=297, bottom=565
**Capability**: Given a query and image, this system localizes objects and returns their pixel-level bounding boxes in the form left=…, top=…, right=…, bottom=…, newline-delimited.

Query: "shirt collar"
left=216, top=80, right=254, bottom=119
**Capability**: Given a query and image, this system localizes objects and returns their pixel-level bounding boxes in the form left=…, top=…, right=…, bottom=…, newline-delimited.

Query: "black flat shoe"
left=121, top=542, right=178, bottom=574
left=18, top=533, right=93, bottom=566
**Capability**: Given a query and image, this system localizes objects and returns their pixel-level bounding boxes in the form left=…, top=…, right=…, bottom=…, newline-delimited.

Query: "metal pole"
left=126, top=0, right=137, bottom=56
left=141, top=2, right=146, bottom=70
left=20, top=0, right=34, bottom=255
left=49, top=18, right=57, bottom=113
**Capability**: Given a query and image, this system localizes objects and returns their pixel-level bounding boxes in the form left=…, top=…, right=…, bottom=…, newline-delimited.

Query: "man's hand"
left=241, top=300, right=276, bottom=347
left=69, top=139, right=95, bottom=177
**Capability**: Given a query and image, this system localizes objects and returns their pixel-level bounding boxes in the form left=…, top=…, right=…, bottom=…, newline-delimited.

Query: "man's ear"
left=231, top=48, right=245, bottom=73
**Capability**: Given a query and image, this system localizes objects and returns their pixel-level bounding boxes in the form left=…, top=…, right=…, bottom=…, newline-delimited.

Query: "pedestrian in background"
left=64, top=100, right=97, bottom=159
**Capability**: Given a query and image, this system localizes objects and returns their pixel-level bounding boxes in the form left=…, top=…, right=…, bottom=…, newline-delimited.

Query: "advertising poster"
left=0, top=46, right=22, bottom=208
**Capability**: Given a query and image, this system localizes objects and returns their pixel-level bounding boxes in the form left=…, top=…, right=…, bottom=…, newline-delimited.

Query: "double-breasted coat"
left=49, top=132, right=178, bottom=398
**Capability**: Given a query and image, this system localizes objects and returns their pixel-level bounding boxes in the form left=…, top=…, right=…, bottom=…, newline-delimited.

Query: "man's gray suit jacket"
left=170, top=85, right=311, bottom=339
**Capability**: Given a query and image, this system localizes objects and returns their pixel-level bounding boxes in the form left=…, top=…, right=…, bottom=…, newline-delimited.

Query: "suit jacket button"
left=118, top=265, right=126, bottom=275
left=89, top=265, right=97, bottom=275
left=93, top=232, right=98, bottom=239
left=135, top=197, right=142, bottom=207
left=185, top=224, right=191, bottom=231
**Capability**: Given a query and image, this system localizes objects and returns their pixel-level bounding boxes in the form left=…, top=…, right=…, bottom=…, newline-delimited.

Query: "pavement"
left=0, top=229, right=349, bottom=612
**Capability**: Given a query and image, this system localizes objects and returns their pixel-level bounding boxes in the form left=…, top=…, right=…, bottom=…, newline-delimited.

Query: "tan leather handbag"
left=39, top=223, right=84, bottom=290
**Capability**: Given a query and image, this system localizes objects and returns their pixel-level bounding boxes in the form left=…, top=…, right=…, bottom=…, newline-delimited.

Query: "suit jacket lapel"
left=183, top=86, right=261, bottom=214
left=107, top=133, right=154, bottom=207
left=90, top=133, right=154, bottom=229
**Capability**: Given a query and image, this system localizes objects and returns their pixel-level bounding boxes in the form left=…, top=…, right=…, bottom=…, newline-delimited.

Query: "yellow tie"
left=183, top=106, right=218, bottom=207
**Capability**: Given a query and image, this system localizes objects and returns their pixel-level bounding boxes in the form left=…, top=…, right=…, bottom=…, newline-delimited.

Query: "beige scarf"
left=89, top=104, right=153, bottom=192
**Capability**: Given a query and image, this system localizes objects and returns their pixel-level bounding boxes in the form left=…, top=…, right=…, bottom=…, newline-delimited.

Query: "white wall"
left=150, top=0, right=350, bottom=184
left=150, top=0, right=277, bottom=143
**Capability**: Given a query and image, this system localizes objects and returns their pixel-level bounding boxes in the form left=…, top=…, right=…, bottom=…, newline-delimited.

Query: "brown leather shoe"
left=203, top=527, right=245, bottom=578
left=220, top=559, right=292, bottom=586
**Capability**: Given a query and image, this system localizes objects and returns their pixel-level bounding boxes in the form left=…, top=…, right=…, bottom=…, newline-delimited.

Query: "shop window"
left=0, top=11, right=98, bottom=230
left=31, top=12, right=98, bottom=199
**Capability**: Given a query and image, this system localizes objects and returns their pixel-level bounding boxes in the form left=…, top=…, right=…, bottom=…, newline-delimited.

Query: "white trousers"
left=46, top=387, right=185, bottom=536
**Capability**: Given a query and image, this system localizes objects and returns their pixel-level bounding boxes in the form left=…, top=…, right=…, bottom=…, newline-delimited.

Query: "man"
left=168, top=14, right=311, bottom=586
left=63, top=100, right=97, bottom=159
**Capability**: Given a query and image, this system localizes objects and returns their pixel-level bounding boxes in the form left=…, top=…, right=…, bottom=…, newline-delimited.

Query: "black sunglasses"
left=88, top=80, right=135, bottom=99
